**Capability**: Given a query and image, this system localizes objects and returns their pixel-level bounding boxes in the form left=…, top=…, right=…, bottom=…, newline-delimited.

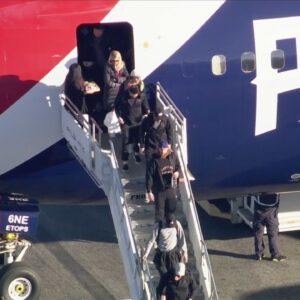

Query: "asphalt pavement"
left=26, top=200, right=130, bottom=300
left=196, top=199, right=300, bottom=300
left=22, top=197, right=300, bottom=300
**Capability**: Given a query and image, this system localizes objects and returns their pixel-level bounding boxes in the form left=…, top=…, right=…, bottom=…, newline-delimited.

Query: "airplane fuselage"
left=1, top=0, right=300, bottom=200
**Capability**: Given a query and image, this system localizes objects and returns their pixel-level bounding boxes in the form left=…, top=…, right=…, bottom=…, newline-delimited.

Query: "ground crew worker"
left=253, top=193, right=287, bottom=261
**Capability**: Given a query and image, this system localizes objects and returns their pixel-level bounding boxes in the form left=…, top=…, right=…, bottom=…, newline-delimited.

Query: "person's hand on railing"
left=142, top=254, right=148, bottom=262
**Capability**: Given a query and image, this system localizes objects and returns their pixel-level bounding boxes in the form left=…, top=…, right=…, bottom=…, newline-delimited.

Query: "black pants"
left=122, top=124, right=141, bottom=161
left=145, top=148, right=159, bottom=164
left=153, top=248, right=181, bottom=276
left=253, top=206, right=279, bottom=257
left=154, top=187, right=177, bottom=222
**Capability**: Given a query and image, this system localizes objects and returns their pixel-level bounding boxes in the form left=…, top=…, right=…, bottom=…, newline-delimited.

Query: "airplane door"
left=76, top=22, right=134, bottom=87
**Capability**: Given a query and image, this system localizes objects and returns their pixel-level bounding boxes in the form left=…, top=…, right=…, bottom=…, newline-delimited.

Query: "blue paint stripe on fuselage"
left=146, top=1, right=300, bottom=193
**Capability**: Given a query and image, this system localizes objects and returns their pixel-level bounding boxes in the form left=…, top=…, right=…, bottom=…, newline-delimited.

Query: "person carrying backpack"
left=142, top=213, right=188, bottom=276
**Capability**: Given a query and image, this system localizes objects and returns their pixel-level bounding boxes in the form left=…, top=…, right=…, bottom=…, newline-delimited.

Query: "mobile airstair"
left=59, top=83, right=218, bottom=300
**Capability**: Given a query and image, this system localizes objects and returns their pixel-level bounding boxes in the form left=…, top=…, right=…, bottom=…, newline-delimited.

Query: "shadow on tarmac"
left=207, top=248, right=255, bottom=260
left=196, top=203, right=253, bottom=240
left=34, top=203, right=117, bottom=244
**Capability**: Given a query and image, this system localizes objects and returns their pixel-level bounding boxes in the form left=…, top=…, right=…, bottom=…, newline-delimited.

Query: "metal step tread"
left=237, top=207, right=253, bottom=227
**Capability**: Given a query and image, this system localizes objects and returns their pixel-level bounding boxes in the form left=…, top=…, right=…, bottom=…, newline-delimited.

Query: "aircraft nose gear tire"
left=0, top=262, right=41, bottom=300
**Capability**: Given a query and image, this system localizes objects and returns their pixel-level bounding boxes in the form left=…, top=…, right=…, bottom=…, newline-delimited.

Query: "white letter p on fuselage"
left=252, top=17, right=300, bottom=136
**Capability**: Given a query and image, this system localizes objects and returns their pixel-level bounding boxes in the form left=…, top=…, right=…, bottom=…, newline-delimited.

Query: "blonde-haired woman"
left=103, top=50, right=129, bottom=112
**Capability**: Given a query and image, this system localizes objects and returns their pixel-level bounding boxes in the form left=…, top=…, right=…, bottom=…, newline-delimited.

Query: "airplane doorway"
left=76, top=22, right=135, bottom=89
left=76, top=22, right=134, bottom=126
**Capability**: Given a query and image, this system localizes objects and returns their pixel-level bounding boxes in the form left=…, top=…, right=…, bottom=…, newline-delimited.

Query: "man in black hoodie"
left=116, top=85, right=149, bottom=171
left=140, top=107, right=173, bottom=165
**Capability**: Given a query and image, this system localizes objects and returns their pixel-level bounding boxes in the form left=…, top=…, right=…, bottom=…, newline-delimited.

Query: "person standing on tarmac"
left=146, top=140, right=180, bottom=222
left=253, top=193, right=287, bottom=261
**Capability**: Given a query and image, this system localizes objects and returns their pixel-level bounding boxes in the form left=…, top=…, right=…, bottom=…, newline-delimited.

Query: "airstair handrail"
left=152, top=83, right=219, bottom=300
left=59, top=94, right=102, bottom=146
left=176, top=143, right=219, bottom=300
left=147, top=83, right=188, bottom=164
left=154, top=83, right=185, bottom=123
left=60, top=94, right=156, bottom=299
left=108, top=140, right=157, bottom=299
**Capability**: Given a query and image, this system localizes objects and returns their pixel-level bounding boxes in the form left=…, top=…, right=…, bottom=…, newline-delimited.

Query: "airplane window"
left=211, top=55, right=226, bottom=75
left=241, top=52, right=255, bottom=73
left=271, top=49, right=285, bottom=70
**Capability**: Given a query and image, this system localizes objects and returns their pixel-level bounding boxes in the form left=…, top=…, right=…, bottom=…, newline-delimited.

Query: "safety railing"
left=152, top=83, right=219, bottom=300
left=60, top=94, right=156, bottom=299
left=148, top=83, right=188, bottom=165
left=177, top=144, right=219, bottom=300
left=108, top=140, right=157, bottom=300
left=59, top=94, right=102, bottom=146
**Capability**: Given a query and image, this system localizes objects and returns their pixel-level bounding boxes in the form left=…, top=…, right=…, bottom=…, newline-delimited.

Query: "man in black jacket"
left=146, top=140, right=180, bottom=222
left=116, top=85, right=149, bottom=171
left=78, top=25, right=111, bottom=88
left=140, top=107, right=173, bottom=165
left=156, top=262, right=195, bottom=300
left=253, top=193, right=287, bottom=261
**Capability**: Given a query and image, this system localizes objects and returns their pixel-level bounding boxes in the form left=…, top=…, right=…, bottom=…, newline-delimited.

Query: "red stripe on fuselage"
left=0, top=0, right=118, bottom=113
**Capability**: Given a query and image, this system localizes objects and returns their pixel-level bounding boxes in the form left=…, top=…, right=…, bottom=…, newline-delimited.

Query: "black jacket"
left=103, top=63, right=129, bottom=111
left=156, top=270, right=195, bottom=300
left=146, top=152, right=180, bottom=193
left=140, top=113, right=172, bottom=150
left=64, top=81, right=85, bottom=112
left=115, top=92, right=149, bottom=126
left=254, top=193, right=279, bottom=211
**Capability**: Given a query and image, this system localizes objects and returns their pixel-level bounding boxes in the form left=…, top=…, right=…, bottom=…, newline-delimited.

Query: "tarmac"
left=196, top=198, right=300, bottom=300
left=21, top=197, right=300, bottom=300
left=2, top=160, right=300, bottom=300
left=27, top=200, right=130, bottom=300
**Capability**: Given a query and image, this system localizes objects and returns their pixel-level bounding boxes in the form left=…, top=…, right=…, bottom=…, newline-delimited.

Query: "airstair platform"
left=59, top=83, right=219, bottom=300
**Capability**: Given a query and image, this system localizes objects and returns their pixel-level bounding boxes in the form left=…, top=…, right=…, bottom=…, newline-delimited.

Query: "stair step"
left=62, top=92, right=216, bottom=300
left=127, top=205, right=155, bottom=217
left=125, top=192, right=147, bottom=204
